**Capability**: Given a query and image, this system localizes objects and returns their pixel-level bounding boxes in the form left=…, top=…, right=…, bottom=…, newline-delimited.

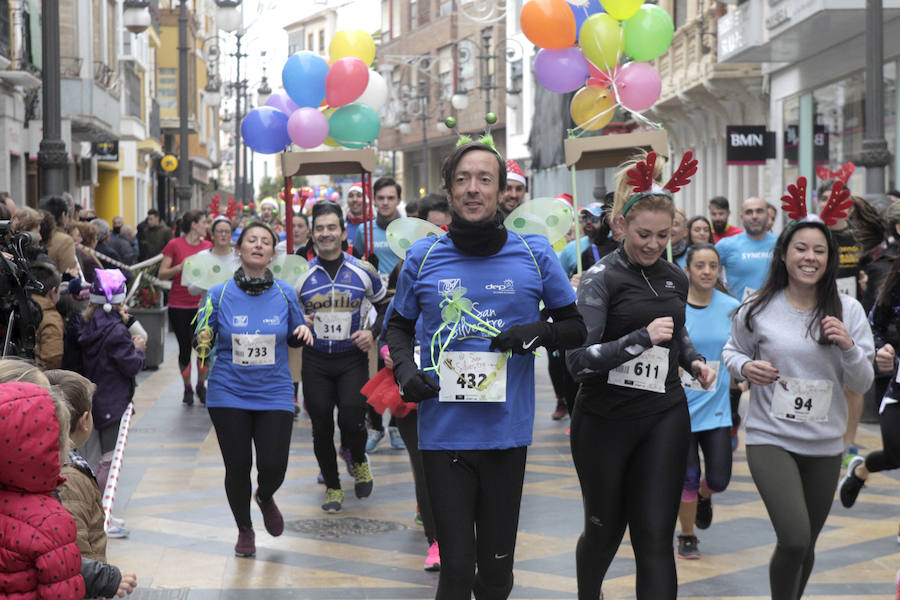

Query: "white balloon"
left=356, top=70, right=388, bottom=111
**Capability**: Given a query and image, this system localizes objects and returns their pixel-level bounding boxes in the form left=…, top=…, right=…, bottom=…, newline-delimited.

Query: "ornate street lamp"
left=216, top=0, right=242, bottom=33
left=123, top=0, right=152, bottom=34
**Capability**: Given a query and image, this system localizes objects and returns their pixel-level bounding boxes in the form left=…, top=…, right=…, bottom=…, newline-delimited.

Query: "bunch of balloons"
left=522, top=0, right=673, bottom=131
left=241, top=29, right=386, bottom=154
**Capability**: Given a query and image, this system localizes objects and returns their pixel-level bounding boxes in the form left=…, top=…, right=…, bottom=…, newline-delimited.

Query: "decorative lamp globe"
left=123, top=1, right=151, bottom=34
left=451, top=93, right=469, bottom=110
left=216, top=4, right=242, bottom=33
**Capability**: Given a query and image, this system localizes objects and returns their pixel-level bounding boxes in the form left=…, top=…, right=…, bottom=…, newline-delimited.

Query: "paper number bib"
left=770, top=377, right=833, bottom=422
left=231, top=333, right=275, bottom=366
left=607, top=346, right=669, bottom=393
left=314, top=312, right=352, bottom=341
left=681, top=361, right=720, bottom=391
left=439, top=351, right=507, bottom=403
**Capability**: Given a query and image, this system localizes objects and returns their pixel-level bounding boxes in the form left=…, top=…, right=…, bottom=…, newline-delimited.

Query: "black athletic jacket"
left=567, top=246, right=703, bottom=419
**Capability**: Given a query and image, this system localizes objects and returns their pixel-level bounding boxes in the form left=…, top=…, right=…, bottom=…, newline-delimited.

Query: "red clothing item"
left=0, top=382, right=85, bottom=600
left=162, top=236, right=212, bottom=308
left=712, top=224, right=744, bottom=244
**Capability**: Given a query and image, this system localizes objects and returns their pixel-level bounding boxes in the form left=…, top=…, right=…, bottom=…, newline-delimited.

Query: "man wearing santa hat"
left=345, top=182, right=367, bottom=242
left=500, top=159, right=528, bottom=218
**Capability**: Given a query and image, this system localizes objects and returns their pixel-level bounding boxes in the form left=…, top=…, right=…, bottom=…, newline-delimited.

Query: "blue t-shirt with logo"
left=353, top=219, right=399, bottom=275
left=716, top=232, right=776, bottom=300
left=298, top=253, right=386, bottom=354
left=202, top=279, right=305, bottom=413
left=684, top=289, right=740, bottom=432
left=393, top=232, right=576, bottom=450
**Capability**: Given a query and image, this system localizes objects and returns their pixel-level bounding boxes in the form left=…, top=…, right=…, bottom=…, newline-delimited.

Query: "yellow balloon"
left=553, top=237, right=568, bottom=252
left=600, top=0, right=643, bottom=21
left=324, top=136, right=341, bottom=147
left=578, top=14, right=624, bottom=72
left=570, top=86, right=616, bottom=131
left=329, top=29, right=376, bottom=67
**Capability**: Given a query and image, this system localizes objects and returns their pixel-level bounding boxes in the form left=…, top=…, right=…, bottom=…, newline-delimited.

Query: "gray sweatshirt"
left=722, top=291, right=874, bottom=456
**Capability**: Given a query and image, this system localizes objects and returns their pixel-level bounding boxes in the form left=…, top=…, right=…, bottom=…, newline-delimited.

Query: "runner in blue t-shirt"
left=676, top=243, right=740, bottom=560
left=298, top=202, right=389, bottom=513
left=385, top=143, right=586, bottom=600
left=194, top=222, right=313, bottom=559
left=352, top=176, right=402, bottom=277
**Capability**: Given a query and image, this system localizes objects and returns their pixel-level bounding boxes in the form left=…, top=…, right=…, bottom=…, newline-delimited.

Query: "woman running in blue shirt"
left=194, top=222, right=312, bottom=558
left=676, top=243, right=739, bottom=559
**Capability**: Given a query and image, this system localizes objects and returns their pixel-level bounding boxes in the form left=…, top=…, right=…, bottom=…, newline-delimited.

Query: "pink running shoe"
left=424, top=541, right=441, bottom=572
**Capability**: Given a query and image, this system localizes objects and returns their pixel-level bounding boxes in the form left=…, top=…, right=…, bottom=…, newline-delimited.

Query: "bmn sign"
left=726, top=125, right=776, bottom=165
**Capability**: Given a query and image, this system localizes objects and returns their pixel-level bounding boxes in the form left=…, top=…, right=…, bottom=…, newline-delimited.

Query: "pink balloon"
left=325, top=57, right=369, bottom=107
left=265, top=91, right=300, bottom=115
left=287, top=107, right=329, bottom=148
left=615, top=62, right=661, bottom=112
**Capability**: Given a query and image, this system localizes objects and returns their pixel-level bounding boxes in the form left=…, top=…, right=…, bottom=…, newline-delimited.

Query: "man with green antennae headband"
left=385, top=140, right=586, bottom=600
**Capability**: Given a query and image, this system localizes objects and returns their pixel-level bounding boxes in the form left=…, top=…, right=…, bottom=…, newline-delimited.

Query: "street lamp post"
left=418, top=79, right=430, bottom=191
left=37, top=0, right=67, bottom=197
left=232, top=32, right=247, bottom=204
left=176, top=0, right=192, bottom=209
left=861, top=0, right=890, bottom=199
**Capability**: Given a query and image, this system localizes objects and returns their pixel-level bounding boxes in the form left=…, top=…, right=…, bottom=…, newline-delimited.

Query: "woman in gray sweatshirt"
left=722, top=218, right=874, bottom=600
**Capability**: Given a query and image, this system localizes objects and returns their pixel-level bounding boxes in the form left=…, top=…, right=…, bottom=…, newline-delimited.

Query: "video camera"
left=0, top=220, right=43, bottom=359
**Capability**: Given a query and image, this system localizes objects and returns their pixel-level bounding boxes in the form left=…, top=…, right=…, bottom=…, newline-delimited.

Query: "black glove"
left=394, top=361, right=441, bottom=403
left=488, top=322, right=549, bottom=355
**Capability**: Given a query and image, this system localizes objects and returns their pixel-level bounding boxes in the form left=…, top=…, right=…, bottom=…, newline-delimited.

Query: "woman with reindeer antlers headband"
left=566, top=150, right=715, bottom=599
left=722, top=178, right=874, bottom=600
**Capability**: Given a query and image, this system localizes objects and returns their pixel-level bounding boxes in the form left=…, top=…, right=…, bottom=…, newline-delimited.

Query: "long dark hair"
left=743, top=220, right=841, bottom=344
left=684, top=243, right=731, bottom=296
left=686, top=216, right=714, bottom=245
left=855, top=199, right=900, bottom=307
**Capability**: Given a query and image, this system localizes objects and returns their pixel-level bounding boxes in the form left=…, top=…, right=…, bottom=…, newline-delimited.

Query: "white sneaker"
left=106, top=525, right=129, bottom=538
left=109, top=515, right=126, bottom=528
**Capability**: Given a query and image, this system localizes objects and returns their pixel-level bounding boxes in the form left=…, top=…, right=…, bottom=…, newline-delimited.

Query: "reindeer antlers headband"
left=780, top=176, right=852, bottom=228
left=621, top=151, right=699, bottom=216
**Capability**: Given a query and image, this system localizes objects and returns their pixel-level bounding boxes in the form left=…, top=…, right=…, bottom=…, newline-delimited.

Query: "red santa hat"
left=505, top=159, right=526, bottom=186
left=347, top=182, right=365, bottom=196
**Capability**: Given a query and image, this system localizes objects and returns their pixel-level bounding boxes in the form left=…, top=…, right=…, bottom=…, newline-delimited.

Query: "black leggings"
left=168, top=306, right=197, bottom=373
left=746, top=444, right=841, bottom=600
left=302, top=348, right=368, bottom=489
left=865, top=401, right=900, bottom=473
left=395, top=411, right=437, bottom=544
left=682, top=426, right=733, bottom=501
left=208, top=407, right=294, bottom=530
left=547, top=350, right=578, bottom=414
left=422, top=447, right=527, bottom=600
left=571, top=400, right=690, bottom=600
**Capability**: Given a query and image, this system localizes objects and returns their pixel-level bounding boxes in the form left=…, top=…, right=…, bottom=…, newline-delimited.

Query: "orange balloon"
left=570, top=86, right=615, bottom=131
left=521, top=0, right=576, bottom=50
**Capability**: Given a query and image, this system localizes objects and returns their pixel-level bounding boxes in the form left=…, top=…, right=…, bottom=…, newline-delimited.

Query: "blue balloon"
left=282, top=51, right=329, bottom=108
left=240, top=107, right=291, bottom=154
left=569, top=0, right=604, bottom=35
left=326, top=187, right=334, bottom=196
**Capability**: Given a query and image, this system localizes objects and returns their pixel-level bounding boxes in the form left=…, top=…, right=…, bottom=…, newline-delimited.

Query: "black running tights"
left=682, top=426, right=733, bottom=500
left=865, top=401, right=900, bottom=473
left=208, top=407, right=293, bottom=530
left=570, top=401, right=690, bottom=600
left=168, top=306, right=197, bottom=373
left=302, top=348, right=368, bottom=489
left=395, top=411, right=437, bottom=544
left=547, top=350, right=578, bottom=414
left=422, top=447, right=527, bottom=600
left=746, top=444, right=841, bottom=600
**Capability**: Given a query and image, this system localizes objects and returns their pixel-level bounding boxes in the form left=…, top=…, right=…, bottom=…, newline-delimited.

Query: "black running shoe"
left=839, top=455, right=866, bottom=508
left=196, top=385, right=206, bottom=405
left=695, top=494, right=713, bottom=530
left=182, top=387, right=194, bottom=406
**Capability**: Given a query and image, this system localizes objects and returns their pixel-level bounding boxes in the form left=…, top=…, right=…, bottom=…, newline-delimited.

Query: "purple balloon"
left=615, top=62, right=661, bottom=112
left=287, top=107, right=329, bottom=149
left=265, top=92, right=300, bottom=116
left=534, top=47, right=590, bottom=94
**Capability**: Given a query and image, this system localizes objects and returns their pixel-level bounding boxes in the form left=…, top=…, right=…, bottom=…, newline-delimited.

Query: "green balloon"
left=328, top=103, right=381, bottom=149
left=623, top=5, right=674, bottom=62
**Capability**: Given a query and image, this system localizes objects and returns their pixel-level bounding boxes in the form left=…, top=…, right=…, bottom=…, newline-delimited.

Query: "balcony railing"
left=149, top=98, right=161, bottom=139
left=60, top=56, right=83, bottom=78
left=94, top=61, right=121, bottom=99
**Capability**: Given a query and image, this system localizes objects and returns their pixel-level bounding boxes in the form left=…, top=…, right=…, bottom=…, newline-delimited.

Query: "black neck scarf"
left=234, top=267, right=274, bottom=296
left=447, top=213, right=508, bottom=256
